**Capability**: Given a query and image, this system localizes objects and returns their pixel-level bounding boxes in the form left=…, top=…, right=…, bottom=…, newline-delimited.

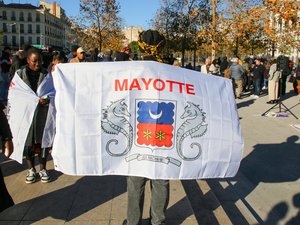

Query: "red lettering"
left=115, top=78, right=196, bottom=95
left=166, top=80, right=174, bottom=92
left=141, top=78, right=152, bottom=90
left=129, top=78, right=142, bottom=90
left=153, top=79, right=165, bottom=91
left=115, top=79, right=128, bottom=91
left=186, top=84, right=195, bottom=95
left=8, top=81, right=15, bottom=90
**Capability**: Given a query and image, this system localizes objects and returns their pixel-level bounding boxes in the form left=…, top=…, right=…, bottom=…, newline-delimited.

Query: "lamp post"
left=40, top=34, right=44, bottom=49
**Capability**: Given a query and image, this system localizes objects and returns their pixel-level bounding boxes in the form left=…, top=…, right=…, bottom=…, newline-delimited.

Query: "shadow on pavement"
left=0, top=175, right=127, bottom=222
left=202, top=135, right=300, bottom=225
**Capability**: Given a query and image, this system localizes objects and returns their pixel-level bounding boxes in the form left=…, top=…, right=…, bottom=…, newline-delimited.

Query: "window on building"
left=20, top=24, right=24, bottom=33
left=11, top=11, right=16, bottom=20
left=3, top=35, right=7, bottom=45
left=12, top=36, right=16, bottom=46
left=28, top=36, right=32, bottom=44
left=28, top=24, right=32, bottom=33
left=36, top=13, right=40, bottom=22
left=20, top=36, right=24, bottom=46
left=12, top=25, right=16, bottom=33
left=3, top=23, right=7, bottom=32
left=28, top=12, right=32, bottom=21
left=37, top=36, right=40, bottom=45
left=2, top=11, right=7, bottom=20
left=19, top=12, right=24, bottom=21
left=36, top=24, right=40, bottom=33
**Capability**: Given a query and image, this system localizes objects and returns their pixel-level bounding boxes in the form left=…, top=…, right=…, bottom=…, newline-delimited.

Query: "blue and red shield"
left=136, top=100, right=175, bottom=149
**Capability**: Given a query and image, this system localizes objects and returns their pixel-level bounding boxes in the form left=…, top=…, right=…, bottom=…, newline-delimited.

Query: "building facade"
left=0, top=0, right=72, bottom=51
left=122, top=26, right=143, bottom=45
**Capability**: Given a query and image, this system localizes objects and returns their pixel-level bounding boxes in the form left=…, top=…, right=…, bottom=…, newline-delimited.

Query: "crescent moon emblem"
left=149, top=109, right=163, bottom=120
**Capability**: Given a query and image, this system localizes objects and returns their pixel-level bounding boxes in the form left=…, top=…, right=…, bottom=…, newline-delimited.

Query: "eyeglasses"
left=79, top=52, right=85, bottom=54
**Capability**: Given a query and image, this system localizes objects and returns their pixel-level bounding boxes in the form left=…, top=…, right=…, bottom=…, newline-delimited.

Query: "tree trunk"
left=193, top=44, right=197, bottom=70
left=181, top=36, right=186, bottom=67
left=211, top=0, right=217, bottom=60
left=235, top=36, right=239, bottom=56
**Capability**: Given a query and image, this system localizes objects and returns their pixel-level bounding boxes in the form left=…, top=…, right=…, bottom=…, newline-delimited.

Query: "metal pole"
left=18, top=23, right=20, bottom=50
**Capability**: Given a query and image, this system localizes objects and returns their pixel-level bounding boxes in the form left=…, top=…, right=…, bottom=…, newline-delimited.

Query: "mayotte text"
left=115, top=78, right=195, bottom=95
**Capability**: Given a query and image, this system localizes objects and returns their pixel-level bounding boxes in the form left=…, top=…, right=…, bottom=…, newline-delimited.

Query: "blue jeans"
left=254, top=77, right=262, bottom=96
left=263, top=78, right=268, bottom=87
left=0, top=72, right=10, bottom=102
left=127, top=176, right=169, bottom=225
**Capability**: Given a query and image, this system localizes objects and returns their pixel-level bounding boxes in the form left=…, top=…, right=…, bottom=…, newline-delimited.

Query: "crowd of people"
left=0, top=30, right=177, bottom=225
left=186, top=55, right=300, bottom=102
left=1, top=31, right=300, bottom=225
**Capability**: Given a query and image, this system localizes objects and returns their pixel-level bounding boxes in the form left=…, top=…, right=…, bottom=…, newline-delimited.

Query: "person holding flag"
left=123, top=30, right=169, bottom=225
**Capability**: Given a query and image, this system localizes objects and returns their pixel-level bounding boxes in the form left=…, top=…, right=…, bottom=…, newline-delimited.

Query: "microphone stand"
left=261, top=76, right=298, bottom=119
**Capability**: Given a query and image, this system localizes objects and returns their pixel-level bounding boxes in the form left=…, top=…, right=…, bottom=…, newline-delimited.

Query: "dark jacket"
left=252, top=64, right=265, bottom=79
left=229, top=62, right=244, bottom=80
left=9, top=55, right=27, bottom=80
left=0, top=103, right=12, bottom=142
left=17, top=66, right=49, bottom=146
left=0, top=102, right=14, bottom=212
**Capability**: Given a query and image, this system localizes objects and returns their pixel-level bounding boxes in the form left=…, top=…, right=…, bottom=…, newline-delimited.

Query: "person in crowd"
left=102, top=50, right=113, bottom=62
left=0, top=102, right=14, bottom=212
left=262, top=60, right=271, bottom=90
left=241, top=58, right=250, bottom=92
left=69, top=47, right=89, bottom=63
left=267, top=59, right=280, bottom=104
left=185, top=62, right=193, bottom=70
left=121, top=46, right=132, bottom=60
left=16, top=47, right=51, bottom=183
left=250, top=58, right=265, bottom=99
left=220, top=56, right=229, bottom=77
left=122, top=29, right=169, bottom=225
left=173, top=59, right=181, bottom=67
left=0, top=50, right=11, bottom=103
left=48, top=51, right=67, bottom=73
left=292, top=59, right=300, bottom=95
left=114, top=50, right=130, bottom=62
left=91, top=48, right=99, bottom=62
left=67, top=45, right=79, bottom=62
left=9, top=44, right=32, bottom=80
left=200, top=57, right=212, bottom=74
left=229, top=57, right=244, bottom=99
left=209, top=58, right=220, bottom=75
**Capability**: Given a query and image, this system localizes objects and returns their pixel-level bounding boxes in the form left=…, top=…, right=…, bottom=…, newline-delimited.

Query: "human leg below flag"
left=126, top=176, right=169, bottom=225
left=150, top=179, right=169, bottom=225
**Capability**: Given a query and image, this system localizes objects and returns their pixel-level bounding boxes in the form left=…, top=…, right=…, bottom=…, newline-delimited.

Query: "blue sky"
left=7, top=0, right=161, bottom=29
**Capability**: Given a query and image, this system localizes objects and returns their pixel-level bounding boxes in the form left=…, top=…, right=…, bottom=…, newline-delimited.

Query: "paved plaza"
left=1, top=84, right=300, bottom=225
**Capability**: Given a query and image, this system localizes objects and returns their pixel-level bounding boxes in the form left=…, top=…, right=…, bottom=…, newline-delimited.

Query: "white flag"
left=7, top=73, right=55, bottom=163
left=52, top=61, right=243, bottom=179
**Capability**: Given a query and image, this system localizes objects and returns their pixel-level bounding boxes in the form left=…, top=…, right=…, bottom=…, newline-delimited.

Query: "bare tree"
left=153, top=0, right=209, bottom=66
left=73, top=0, right=124, bottom=51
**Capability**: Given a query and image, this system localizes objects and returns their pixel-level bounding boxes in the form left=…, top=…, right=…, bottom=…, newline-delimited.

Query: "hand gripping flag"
left=52, top=61, right=244, bottom=179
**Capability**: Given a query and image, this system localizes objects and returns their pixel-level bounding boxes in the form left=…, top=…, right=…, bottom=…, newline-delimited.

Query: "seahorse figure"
left=101, top=99, right=133, bottom=157
left=176, top=101, right=208, bottom=160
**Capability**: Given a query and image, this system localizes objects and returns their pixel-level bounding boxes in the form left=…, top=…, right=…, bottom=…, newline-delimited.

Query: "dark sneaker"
left=39, top=169, right=51, bottom=183
left=26, top=168, right=36, bottom=184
